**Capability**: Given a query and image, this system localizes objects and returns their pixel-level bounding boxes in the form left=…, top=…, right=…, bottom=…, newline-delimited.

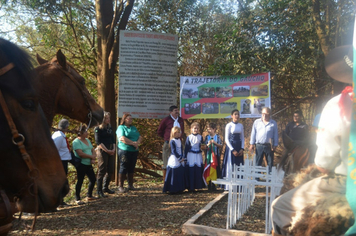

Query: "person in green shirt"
left=116, top=114, right=142, bottom=193
left=72, top=125, right=97, bottom=204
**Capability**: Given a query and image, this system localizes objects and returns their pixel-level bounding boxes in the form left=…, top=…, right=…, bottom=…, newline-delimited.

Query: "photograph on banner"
left=118, top=30, right=178, bottom=119
left=180, top=73, right=270, bottom=119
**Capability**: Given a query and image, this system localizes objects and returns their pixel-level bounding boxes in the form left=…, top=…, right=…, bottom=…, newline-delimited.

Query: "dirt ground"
left=195, top=192, right=266, bottom=233
left=9, top=177, right=266, bottom=236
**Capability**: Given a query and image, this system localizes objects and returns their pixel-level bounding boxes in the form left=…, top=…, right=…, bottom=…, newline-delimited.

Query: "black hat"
left=325, top=45, right=353, bottom=84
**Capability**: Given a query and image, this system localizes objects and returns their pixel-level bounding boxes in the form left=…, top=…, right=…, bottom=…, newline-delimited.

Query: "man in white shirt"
left=52, top=119, right=72, bottom=174
left=249, top=107, right=279, bottom=173
left=52, top=119, right=71, bottom=206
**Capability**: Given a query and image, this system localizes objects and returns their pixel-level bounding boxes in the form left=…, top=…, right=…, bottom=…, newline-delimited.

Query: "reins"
left=0, top=63, right=14, bottom=76
left=52, top=61, right=93, bottom=131
left=0, top=62, right=39, bottom=233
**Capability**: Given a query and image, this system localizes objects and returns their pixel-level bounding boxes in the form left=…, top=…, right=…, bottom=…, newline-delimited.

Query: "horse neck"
left=34, top=66, right=61, bottom=126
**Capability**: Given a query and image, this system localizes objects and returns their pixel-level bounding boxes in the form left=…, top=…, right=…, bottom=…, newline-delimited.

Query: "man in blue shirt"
left=249, top=107, right=279, bottom=173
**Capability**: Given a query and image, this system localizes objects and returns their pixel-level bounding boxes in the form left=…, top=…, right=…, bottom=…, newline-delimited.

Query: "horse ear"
left=56, top=49, right=67, bottom=69
left=36, top=54, right=48, bottom=65
left=283, top=131, right=294, bottom=150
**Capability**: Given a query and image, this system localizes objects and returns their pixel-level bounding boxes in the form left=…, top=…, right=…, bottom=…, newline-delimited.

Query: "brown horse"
left=278, top=131, right=315, bottom=176
left=0, top=38, right=69, bottom=235
left=34, top=50, right=103, bottom=127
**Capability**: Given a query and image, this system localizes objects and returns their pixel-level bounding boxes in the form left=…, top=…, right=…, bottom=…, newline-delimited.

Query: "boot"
left=96, top=179, right=107, bottom=198
left=118, top=174, right=127, bottom=193
left=128, top=173, right=135, bottom=190
left=103, top=175, right=115, bottom=194
left=207, top=181, right=212, bottom=191
left=211, top=182, right=217, bottom=191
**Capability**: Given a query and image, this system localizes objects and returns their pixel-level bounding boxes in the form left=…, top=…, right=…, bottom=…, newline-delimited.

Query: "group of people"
left=158, top=56, right=352, bottom=234
left=158, top=105, right=207, bottom=194
left=52, top=112, right=141, bottom=205
left=49, top=42, right=353, bottom=234
left=162, top=120, right=223, bottom=193
left=52, top=102, right=310, bottom=204
left=158, top=105, right=280, bottom=193
left=158, top=45, right=354, bottom=235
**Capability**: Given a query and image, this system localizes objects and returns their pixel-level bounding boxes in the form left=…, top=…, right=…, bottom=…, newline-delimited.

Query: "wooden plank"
left=182, top=192, right=271, bottom=236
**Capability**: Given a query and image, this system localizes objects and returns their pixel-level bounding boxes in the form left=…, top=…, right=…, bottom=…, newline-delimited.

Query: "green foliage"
left=133, top=118, right=163, bottom=169
left=1, top=0, right=356, bottom=174
left=1, top=0, right=98, bottom=99
left=207, top=0, right=355, bottom=125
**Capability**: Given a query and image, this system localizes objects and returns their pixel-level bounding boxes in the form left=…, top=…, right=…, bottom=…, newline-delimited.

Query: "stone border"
left=182, top=192, right=271, bottom=236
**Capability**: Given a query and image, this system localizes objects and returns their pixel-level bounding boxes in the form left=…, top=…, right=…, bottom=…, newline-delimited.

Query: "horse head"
left=0, top=38, right=69, bottom=218
left=35, top=50, right=104, bottom=127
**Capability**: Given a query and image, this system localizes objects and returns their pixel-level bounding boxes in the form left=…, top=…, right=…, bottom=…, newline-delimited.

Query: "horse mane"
left=0, top=38, right=35, bottom=94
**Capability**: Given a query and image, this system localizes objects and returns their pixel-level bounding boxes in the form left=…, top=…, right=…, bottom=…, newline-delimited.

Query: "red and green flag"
left=203, top=143, right=218, bottom=185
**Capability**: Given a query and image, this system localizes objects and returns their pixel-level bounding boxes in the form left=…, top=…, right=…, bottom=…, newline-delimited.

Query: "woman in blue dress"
left=184, top=122, right=205, bottom=191
left=163, top=127, right=186, bottom=194
left=221, top=109, right=245, bottom=189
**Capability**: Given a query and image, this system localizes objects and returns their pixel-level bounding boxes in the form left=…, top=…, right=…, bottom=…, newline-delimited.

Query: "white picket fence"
left=213, top=157, right=284, bottom=234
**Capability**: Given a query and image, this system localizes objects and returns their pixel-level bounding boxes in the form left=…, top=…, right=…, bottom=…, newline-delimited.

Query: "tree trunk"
left=95, top=0, right=135, bottom=185
left=312, top=0, right=331, bottom=56
left=95, top=0, right=135, bottom=131
left=135, top=168, right=162, bottom=178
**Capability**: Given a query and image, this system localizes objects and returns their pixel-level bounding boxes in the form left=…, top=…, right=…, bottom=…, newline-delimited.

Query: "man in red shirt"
left=157, top=105, right=185, bottom=180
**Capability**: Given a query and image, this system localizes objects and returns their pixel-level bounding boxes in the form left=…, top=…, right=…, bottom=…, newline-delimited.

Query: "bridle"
left=52, top=61, right=93, bottom=130
left=0, top=62, right=40, bottom=234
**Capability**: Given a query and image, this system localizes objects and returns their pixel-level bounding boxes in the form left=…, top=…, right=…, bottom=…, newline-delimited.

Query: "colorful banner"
left=345, top=17, right=356, bottom=236
left=180, top=73, right=271, bottom=119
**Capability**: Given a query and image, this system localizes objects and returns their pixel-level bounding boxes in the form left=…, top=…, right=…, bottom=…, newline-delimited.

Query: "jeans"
left=75, top=163, right=96, bottom=200
left=61, top=160, right=69, bottom=175
left=118, top=149, right=138, bottom=174
left=255, top=144, right=274, bottom=173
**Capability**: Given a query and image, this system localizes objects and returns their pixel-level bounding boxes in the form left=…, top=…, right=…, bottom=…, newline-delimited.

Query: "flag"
left=345, top=16, right=356, bottom=236
left=203, top=143, right=218, bottom=185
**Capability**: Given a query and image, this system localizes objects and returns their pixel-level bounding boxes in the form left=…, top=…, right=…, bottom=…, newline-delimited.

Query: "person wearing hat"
left=52, top=118, right=72, bottom=207
left=271, top=45, right=353, bottom=236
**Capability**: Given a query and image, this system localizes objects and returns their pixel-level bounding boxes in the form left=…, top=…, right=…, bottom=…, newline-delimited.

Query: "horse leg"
left=294, top=148, right=310, bottom=173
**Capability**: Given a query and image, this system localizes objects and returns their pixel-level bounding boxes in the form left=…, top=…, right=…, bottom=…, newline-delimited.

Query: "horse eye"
left=21, top=99, right=36, bottom=111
